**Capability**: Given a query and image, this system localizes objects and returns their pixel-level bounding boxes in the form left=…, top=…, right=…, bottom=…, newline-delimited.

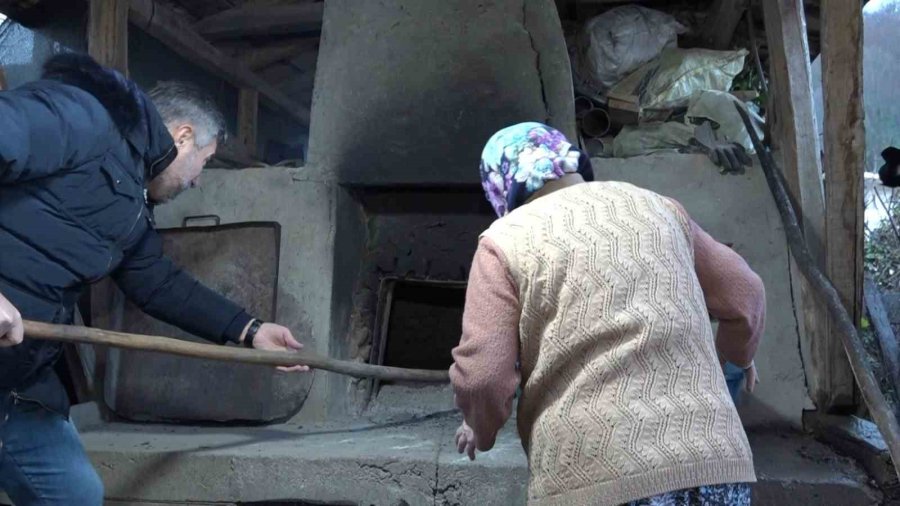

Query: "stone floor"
left=41, top=397, right=879, bottom=506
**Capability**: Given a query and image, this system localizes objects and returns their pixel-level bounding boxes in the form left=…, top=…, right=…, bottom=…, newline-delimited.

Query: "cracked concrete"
left=522, top=0, right=551, bottom=127
left=72, top=402, right=524, bottom=505
left=70, top=401, right=881, bottom=506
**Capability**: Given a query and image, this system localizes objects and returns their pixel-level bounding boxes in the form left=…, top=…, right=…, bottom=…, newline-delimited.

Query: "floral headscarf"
left=480, top=122, right=593, bottom=217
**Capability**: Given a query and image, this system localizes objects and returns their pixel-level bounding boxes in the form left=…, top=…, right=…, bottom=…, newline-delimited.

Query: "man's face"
left=147, top=124, right=217, bottom=204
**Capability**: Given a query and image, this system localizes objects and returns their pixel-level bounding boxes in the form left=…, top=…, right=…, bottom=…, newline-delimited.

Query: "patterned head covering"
left=479, top=122, right=593, bottom=217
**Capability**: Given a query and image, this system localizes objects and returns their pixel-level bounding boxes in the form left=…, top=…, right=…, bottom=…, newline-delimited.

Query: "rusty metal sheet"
left=93, top=220, right=311, bottom=424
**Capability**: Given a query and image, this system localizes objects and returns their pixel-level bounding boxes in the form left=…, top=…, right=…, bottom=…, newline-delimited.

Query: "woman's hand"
left=456, top=421, right=478, bottom=461
left=744, top=361, right=759, bottom=393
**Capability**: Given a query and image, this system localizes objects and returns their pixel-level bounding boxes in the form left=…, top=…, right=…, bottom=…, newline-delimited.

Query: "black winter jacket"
left=0, top=54, right=252, bottom=414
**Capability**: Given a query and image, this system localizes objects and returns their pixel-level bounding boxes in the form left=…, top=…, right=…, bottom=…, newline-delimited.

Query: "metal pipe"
left=574, top=96, right=595, bottom=119
left=581, top=108, right=611, bottom=138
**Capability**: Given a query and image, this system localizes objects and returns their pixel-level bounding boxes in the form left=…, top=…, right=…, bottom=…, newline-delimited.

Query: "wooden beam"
left=210, top=140, right=265, bottom=168
left=128, top=0, right=310, bottom=125
left=238, top=88, right=259, bottom=158
left=822, top=0, right=865, bottom=372
left=88, top=0, right=129, bottom=75
left=763, top=0, right=854, bottom=410
left=864, top=278, right=900, bottom=391
left=287, top=46, right=319, bottom=71
left=195, top=3, right=323, bottom=40
left=261, top=64, right=315, bottom=95
left=234, top=39, right=318, bottom=71
left=704, top=0, right=745, bottom=50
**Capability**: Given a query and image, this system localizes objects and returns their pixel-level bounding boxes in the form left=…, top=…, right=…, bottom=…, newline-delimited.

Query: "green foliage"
left=731, top=61, right=766, bottom=110
left=866, top=199, right=900, bottom=290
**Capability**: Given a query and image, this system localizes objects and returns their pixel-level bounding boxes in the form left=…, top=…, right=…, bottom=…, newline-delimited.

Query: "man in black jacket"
left=0, top=54, right=308, bottom=505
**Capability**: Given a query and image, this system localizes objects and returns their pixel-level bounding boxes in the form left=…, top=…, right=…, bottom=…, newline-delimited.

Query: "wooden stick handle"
left=23, top=320, right=450, bottom=383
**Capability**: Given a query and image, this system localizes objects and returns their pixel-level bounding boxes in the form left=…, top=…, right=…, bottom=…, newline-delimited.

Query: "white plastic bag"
left=612, top=122, right=695, bottom=158
left=571, top=6, right=685, bottom=99
left=639, top=48, right=748, bottom=111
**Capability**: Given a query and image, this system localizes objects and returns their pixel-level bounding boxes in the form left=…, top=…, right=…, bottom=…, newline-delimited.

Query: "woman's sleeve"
left=450, top=237, right=522, bottom=451
left=666, top=197, right=766, bottom=367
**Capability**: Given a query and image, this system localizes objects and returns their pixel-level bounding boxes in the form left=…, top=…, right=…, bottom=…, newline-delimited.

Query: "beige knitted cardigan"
left=480, top=182, right=755, bottom=505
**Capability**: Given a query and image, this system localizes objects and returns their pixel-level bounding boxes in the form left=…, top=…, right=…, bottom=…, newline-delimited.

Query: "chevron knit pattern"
left=482, top=182, right=755, bottom=506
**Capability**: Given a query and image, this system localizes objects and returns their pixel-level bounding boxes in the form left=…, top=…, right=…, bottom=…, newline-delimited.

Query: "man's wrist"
left=242, top=319, right=263, bottom=348
left=223, top=311, right=254, bottom=345
left=238, top=319, right=254, bottom=344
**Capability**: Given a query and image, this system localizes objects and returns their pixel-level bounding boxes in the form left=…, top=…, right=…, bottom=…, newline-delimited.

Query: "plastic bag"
left=685, top=90, right=765, bottom=154
left=571, top=6, right=685, bottom=99
left=638, top=48, right=748, bottom=111
left=612, top=122, right=695, bottom=158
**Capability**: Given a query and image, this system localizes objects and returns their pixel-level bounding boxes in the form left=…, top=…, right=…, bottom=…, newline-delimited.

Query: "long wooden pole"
left=735, top=104, right=900, bottom=479
left=23, top=320, right=450, bottom=384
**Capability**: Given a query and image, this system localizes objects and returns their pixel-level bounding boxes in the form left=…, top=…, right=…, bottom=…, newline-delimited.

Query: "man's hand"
left=456, top=421, right=478, bottom=461
left=249, top=323, right=310, bottom=373
left=0, top=292, right=24, bottom=348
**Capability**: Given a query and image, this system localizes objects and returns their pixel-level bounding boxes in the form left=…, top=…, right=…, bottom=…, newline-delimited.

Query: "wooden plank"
left=864, top=278, right=900, bottom=390
left=128, top=0, right=310, bottom=125
left=210, top=140, right=265, bottom=168
left=822, top=0, right=865, bottom=404
left=234, top=39, right=318, bottom=70
left=238, top=88, right=259, bottom=158
left=195, top=3, right=324, bottom=40
left=704, top=0, right=745, bottom=49
left=88, top=0, right=129, bottom=74
left=762, top=0, right=854, bottom=410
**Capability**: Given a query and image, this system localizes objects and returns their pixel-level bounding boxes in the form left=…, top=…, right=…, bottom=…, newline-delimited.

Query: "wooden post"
left=238, top=88, right=259, bottom=159
left=233, top=38, right=318, bottom=70
left=0, top=67, right=7, bottom=91
left=88, top=0, right=129, bottom=74
left=763, top=0, right=855, bottom=410
left=704, top=0, right=745, bottom=50
left=822, top=0, right=865, bottom=407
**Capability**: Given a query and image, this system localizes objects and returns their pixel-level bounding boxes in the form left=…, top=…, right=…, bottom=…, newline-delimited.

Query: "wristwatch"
left=243, top=319, right=264, bottom=348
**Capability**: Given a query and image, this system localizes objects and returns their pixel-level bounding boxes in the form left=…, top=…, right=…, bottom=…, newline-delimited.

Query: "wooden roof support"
left=128, top=0, right=310, bottom=125
left=704, top=0, right=746, bottom=49
left=195, top=3, right=324, bottom=40
left=237, top=88, right=259, bottom=158
left=234, top=39, right=318, bottom=71
left=821, top=0, right=865, bottom=406
left=763, top=0, right=853, bottom=411
left=88, top=0, right=129, bottom=75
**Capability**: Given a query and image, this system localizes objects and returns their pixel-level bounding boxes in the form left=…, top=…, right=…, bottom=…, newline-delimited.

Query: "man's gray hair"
left=148, top=81, right=226, bottom=148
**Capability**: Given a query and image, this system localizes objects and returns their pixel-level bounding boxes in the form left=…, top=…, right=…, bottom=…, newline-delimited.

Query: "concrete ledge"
left=749, top=430, right=882, bottom=505
left=72, top=404, right=882, bottom=505
left=76, top=403, right=525, bottom=506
